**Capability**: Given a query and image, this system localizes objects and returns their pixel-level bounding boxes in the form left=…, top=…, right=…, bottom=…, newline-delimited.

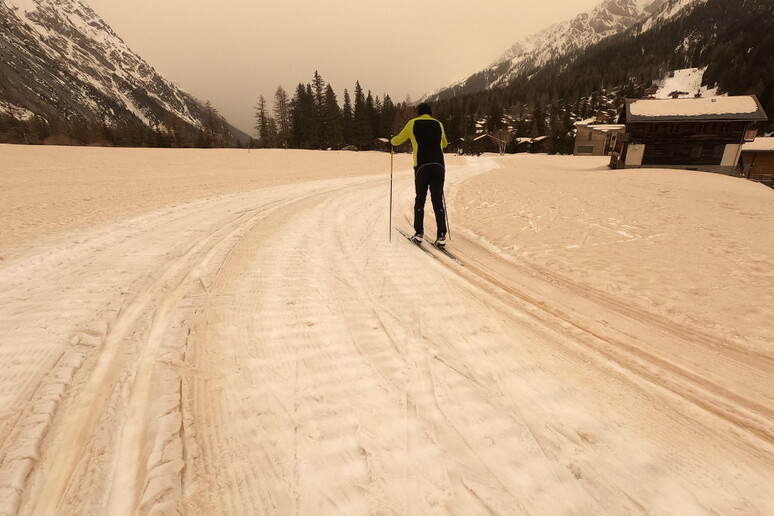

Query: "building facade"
left=740, top=137, right=774, bottom=186
left=574, top=122, right=625, bottom=156
left=609, top=96, right=768, bottom=174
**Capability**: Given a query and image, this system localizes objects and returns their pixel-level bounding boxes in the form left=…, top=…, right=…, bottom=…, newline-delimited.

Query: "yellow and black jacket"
left=391, top=114, right=448, bottom=168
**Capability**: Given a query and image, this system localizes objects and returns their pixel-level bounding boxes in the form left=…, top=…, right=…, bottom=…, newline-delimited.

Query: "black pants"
left=414, top=163, right=447, bottom=238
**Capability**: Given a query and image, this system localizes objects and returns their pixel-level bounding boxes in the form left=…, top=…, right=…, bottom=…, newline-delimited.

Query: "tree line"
left=253, top=71, right=417, bottom=151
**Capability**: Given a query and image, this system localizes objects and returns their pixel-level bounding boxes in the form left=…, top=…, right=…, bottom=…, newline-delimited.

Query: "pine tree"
left=530, top=103, right=546, bottom=137
left=364, top=91, right=376, bottom=147
left=254, top=95, right=271, bottom=147
left=381, top=95, right=397, bottom=138
left=312, top=71, right=326, bottom=149
left=353, top=81, right=366, bottom=149
left=290, top=83, right=314, bottom=148
left=324, top=84, right=343, bottom=149
left=273, top=85, right=291, bottom=148
left=342, top=89, right=353, bottom=145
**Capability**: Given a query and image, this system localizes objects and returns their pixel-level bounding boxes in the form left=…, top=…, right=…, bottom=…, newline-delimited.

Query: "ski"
left=396, top=228, right=463, bottom=266
left=423, top=237, right=464, bottom=266
left=396, top=228, right=435, bottom=257
left=396, top=228, right=424, bottom=247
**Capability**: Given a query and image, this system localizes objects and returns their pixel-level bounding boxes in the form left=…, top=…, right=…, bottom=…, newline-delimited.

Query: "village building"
left=513, top=137, right=533, bottom=153
left=740, top=137, right=774, bottom=187
left=609, top=95, right=768, bottom=174
left=574, top=121, right=625, bottom=156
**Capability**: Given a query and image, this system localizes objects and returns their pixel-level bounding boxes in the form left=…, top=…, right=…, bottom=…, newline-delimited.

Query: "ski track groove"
left=1, top=158, right=772, bottom=514
left=451, top=239, right=774, bottom=451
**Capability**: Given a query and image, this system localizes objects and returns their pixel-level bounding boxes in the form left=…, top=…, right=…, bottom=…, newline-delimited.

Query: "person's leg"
left=414, top=166, right=431, bottom=235
left=428, top=166, right=447, bottom=238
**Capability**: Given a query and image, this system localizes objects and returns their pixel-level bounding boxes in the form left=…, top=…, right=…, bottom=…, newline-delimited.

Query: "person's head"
left=417, top=102, right=432, bottom=116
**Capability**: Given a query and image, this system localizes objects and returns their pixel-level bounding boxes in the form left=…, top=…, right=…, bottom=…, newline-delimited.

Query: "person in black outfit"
left=390, top=102, right=449, bottom=246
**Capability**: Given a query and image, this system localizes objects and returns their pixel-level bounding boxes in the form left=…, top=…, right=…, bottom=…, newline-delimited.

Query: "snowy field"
left=0, top=145, right=772, bottom=515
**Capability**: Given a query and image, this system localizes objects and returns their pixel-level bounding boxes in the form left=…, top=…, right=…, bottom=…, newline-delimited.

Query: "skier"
left=391, top=102, right=449, bottom=247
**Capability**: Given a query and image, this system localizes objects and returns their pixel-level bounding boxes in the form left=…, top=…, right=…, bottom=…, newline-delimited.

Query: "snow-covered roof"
left=625, top=96, right=768, bottom=122
left=742, top=137, right=774, bottom=152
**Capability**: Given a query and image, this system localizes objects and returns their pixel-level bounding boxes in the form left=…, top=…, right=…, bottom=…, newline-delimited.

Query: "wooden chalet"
left=740, top=137, right=774, bottom=187
left=574, top=122, right=625, bottom=156
left=609, top=95, right=768, bottom=174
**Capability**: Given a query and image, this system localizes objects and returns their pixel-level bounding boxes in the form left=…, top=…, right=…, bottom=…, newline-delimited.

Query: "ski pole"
left=389, top=137, right=394, bottom=241
left=443, top=192, right=451, bottom=241
left=377, top=137, right=394, bottom=241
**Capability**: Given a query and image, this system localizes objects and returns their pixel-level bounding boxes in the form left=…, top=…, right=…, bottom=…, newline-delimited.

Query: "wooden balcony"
left=620, top=132, right=746, bottom=144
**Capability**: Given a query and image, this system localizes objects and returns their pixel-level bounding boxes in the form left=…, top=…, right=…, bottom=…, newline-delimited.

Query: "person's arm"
left=391, top=119, right=414, bottom=146
left=440, top=122, right=448, bottom=149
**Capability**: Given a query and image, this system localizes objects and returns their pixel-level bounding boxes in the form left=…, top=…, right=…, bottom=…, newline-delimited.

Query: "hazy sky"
left=86, top=0, right=603, bottom=135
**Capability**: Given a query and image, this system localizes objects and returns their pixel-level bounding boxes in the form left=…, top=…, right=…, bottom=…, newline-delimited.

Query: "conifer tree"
left=273, top=85, right=291, bottom=148
left=353, top=81, right=367, bottom=149
left=324, top=84, right=343, bottom=149
left=363, top=90, right=376, bottom=147
left=312, top=71, right=326, bottom=148
left=306, top=83, right=320, bottom=148
left=381, top=95, right=397, bottom=138
left=290, top=83, right=314, bottom=148
left=254, top=95, right=271, bottom=147
left=342, top=89, right=353, bottom=145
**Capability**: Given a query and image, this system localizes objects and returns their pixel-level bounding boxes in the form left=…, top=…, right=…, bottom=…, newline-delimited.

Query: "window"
left=577, top=146, right=594, bottom=154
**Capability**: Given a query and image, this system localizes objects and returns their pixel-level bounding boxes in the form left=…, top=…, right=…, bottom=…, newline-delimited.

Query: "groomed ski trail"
left=0, top=155, right=771, bottom=515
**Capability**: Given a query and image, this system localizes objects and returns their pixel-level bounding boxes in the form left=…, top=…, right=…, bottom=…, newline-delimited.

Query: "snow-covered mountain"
left=639, top=0, right=708, bottom=30
left=0, top=0, right=243, bottom=142
left=423, top=0, right=706, bottom=102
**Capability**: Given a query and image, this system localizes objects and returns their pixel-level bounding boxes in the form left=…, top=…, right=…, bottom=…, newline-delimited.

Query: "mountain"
left=423, top=0, right=695, bottom=102
left=0, top=0, right=247, bottom=146
left=428, top=0, right=773, bottom=154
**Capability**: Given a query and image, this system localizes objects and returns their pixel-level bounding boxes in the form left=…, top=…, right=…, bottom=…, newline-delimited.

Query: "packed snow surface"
left=0, top=146, right=772, bottom=514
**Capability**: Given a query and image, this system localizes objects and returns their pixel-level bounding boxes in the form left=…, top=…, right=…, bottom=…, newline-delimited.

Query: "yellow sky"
left=86, top=0, right=604, bottom=134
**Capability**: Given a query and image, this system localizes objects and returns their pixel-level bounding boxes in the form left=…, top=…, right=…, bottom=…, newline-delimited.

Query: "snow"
left=630, top=95, right=761, bottom=117
left=641, top=0, right=708, bottom=31
left=426, top=0, right=654, bottom=99
left=6, top=0, right=40, bottom=14
left=575, top=120, right=626, bottom=133
left=0, top=146, right=772, bottom=514
left=0, top=101, right=35, bottom=121
left=3, top=0, right=204, bottom=131
left=653, top=67, right=720, bottom=99
left=743, top=137, right=774, bottom=152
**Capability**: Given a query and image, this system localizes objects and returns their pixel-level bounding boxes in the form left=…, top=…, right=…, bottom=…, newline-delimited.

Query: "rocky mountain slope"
left=423, top=0, right=706, bottom=102
left=0, top=0, right=245, bottom=145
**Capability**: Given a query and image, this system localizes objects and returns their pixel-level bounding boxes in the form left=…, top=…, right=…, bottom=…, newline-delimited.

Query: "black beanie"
left=417, top=102, right=432, bottom=116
